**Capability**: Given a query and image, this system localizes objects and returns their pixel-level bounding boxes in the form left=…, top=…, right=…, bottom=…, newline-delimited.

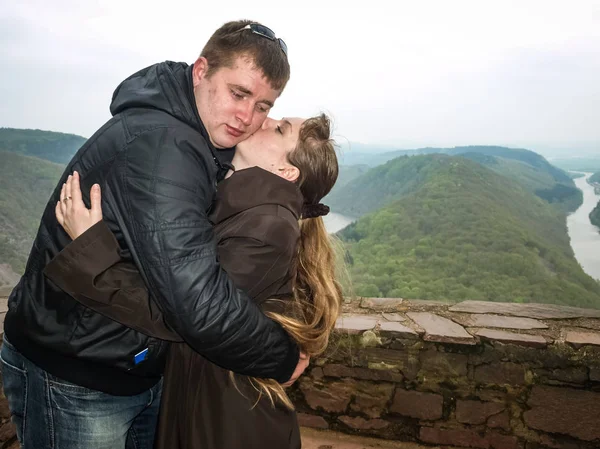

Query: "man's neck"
left=227, top=153, right=246, bottom=179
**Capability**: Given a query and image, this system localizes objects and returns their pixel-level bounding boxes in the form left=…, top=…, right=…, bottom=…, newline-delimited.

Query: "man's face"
left=192, top=56, right=281, bottom=148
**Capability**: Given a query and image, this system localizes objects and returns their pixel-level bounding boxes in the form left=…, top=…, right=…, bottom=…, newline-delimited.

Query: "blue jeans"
left=0, top=336, right=162, bottom=449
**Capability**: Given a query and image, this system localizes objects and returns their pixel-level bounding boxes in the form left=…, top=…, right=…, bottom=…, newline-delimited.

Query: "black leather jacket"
left=4, top=61, right=298, bottom=395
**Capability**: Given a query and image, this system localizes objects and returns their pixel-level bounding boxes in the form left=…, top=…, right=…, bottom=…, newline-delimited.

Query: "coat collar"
left=210, top=167, right=303, bottom=224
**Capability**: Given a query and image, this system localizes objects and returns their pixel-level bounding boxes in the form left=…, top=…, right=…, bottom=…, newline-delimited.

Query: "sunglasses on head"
left=236, top=23, right=288, bottom=57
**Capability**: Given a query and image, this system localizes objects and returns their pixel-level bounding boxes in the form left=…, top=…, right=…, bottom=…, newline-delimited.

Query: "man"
left=1, top=20, right=307, bottom=449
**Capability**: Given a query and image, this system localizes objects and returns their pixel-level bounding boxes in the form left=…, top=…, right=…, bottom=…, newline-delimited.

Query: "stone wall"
left=288, top=299, right=600, bottom=449
left=0, top=297, right=599, bottom=449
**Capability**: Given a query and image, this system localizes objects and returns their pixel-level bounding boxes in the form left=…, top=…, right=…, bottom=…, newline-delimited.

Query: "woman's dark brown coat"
left=44, top=167, right=304, bottom=449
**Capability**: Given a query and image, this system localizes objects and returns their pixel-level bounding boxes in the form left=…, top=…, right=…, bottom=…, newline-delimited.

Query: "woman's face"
left=234, top=117, right=305, bottom=177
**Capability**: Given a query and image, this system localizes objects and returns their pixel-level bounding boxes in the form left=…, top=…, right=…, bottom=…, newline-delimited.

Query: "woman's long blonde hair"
left=232, top=114, right=343, bottom=409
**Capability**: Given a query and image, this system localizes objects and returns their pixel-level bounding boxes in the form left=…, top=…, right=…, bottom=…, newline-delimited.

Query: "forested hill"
left=0, top=151, right=63, bottom=277
left=588, top=173, right=600, bottom=228
left=338, top=155, right=600, bottom=308
left=591, top=201, right=600, bottom=229
left=329, top=148, right=581, bottom=216
left=343, top=145, right=571, bottom=173
left=458, top=153, right=581, bottom=212
left=0, top=128, right=86, bottom=164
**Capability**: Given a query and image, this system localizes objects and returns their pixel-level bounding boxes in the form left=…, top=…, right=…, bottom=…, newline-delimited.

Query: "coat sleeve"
left=43, top=221, right=182, bottom=342
left=105, top=128, right=299, bottom=382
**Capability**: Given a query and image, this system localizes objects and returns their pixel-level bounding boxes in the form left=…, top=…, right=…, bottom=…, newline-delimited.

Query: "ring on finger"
left=62, top=196, right=72, bottom=202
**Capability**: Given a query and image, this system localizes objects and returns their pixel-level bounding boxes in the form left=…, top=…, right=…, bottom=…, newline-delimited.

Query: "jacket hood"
left=210, top=167, right=304, bottom=224
left=110, top=61, right=203, bottom=134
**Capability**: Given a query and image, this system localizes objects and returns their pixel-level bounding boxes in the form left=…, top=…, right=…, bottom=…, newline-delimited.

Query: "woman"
left=44, top=114, right=343, bottom=448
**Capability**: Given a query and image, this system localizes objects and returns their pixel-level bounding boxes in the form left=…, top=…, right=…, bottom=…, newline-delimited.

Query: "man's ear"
left=278, top=165, right=300, bottom=183
left=192, top=57, right=209, bottom=88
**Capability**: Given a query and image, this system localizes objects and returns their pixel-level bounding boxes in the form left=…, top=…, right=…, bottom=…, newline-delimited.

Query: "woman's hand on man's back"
left=55, top=171, right=103, bottom=240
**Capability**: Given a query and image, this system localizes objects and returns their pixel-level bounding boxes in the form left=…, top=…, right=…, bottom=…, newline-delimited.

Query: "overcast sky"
left=1, top=0, right=599, bottom=156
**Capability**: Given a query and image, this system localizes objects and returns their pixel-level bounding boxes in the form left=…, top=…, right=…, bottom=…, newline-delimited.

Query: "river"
left=567, top=173, right=600, bottom=281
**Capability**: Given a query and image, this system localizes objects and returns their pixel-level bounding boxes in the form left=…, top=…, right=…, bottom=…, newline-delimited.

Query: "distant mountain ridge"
left=338, top=154, right=600, bottom=308
left=329, top=146, right=581, bottom=216
left=341, top=145, right=572, bottom=180
left=0, top=127, right=86, bottom=164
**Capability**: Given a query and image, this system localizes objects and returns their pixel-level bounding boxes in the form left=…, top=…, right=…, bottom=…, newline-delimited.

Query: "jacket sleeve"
left=105, top=128, right=299, bottom=382
left=43, top=221, right=182, bottom=342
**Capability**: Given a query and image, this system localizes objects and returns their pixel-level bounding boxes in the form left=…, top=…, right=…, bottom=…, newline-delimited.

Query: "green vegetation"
left=459, top=153, right=581, bottom=213
left=337, top=155, right=600, bottom=308
left=328, top=148, right=581, bottom=216
left=569, top=172, right=585, bottom=179
left=0, top=151, right=63, bottom=274
left=0, top=127, right=86, bottom=164
left=591, top=200, right=600, bottom=229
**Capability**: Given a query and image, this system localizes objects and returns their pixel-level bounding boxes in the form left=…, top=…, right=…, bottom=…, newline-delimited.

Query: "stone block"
left=310, top=367, right=324, bottom=380
left=338, top=415, right=389, bottom=430
left=379, top=321, right=418, bottom=337
left=455, top=313, right=548, bottom=330
left=349, top=381, right=395, bottom=418
left=390, top=389, right=443, bottom=420
left=533, top=367, right=588, bottom=385
left=456, top=400, right=505, bottom=425
left=407, top=312, right=476, bottom=345
left=322, top=364, right=404, bottom=383
left=565, top=330, right=600, bottom=348
left=488, top=410, right=510, bottom=431
left=335, top=315, right=379, bottom=334
left=523, top=385, right=600, bottom=441
left=475, top=388, right=508, bottom=402
left=297, top=413, right=329, bottom=429
left=360, top=297, right=404, bottom=311
left=363, top=347, right=420, bottom=380
left=419, top=427, right=490, bottom=448
left=299, top=378, right=353, bottom=413
left=381, top=313, right=406, bottom=322
left=539, top=434, right=582, bottom=449
left=590, top=367, right=600, bottom=382
left=472, top=328, right=547, bottom=348
left=474, top=362, right=526, bottom=386
left=449, top=301, right=600, bottom=319
left=420, top=348, right=468, bottom=378
left=487, top=432, right=520, bottom=449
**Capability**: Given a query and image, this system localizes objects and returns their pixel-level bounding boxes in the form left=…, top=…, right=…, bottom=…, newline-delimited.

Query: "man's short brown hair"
left=200, top=20, right=290, bottom=91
